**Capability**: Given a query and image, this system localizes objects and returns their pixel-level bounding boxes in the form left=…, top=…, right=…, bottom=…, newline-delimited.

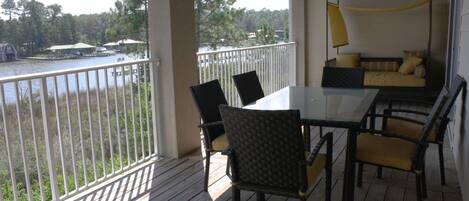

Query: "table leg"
left=304, top=125, right=311, bottom=150
left=370, top=103, right=376, bottom=130
left=342, top=129, right=357, bottom=201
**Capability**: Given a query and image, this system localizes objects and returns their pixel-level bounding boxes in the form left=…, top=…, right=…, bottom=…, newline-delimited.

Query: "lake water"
left=0, top=47, right=232, bottom=101
left=0, top=53, right=134, bottom=78
left=0, top=54, right=140, bottom=102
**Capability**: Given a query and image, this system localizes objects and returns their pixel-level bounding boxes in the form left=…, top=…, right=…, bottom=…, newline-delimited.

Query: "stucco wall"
left=452, top=0, right=469, bottom=199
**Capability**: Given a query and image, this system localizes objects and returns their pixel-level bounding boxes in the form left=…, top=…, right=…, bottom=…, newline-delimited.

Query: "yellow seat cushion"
left=386, top=118, right=438, bottom=142
left=357, top=134, right=417, bottom=171
left=211, top=134, right=228, bottom=151
left=364, top=72, right=425, bottom=87
left=398, top=56, right=423, bottom=75
left=336, top=53, right=360, bottom=68
left=306, top=153, right=327, bottom=186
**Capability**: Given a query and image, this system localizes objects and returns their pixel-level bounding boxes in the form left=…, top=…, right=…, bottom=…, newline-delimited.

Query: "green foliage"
left=237, top=9, right=288, bottom=33
left=75, top=13, right=110, bottom=45
left=0, top=0, right=148, bottom=56
left=0, top=81, right=154, bottom=200
left=0, top=0, right=289, bottom=56
left=1, top=0, right=17, bottom=20
left=106, top=0, right=147, bottom=45
left=256, top=23, right=276, bottom=45
left=196, top=0, right=247, bottom=50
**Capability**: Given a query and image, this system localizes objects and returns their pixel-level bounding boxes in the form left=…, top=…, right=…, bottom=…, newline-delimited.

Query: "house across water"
left=0, top=42, right=17, bottom=62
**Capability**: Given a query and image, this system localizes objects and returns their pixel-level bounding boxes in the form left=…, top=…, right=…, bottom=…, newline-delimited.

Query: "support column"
left=289, top=0, right=307, bottom=86
left=306, top=0, right=328, bottom=87
left=148, top=0, right=200, bottom=158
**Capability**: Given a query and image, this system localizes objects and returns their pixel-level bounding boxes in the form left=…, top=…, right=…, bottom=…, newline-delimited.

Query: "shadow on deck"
left=68, top=103, right=462, bottom=201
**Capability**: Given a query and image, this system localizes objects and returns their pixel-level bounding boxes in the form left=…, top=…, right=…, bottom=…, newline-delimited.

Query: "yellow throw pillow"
left=404, top=50, right=426, bottom=62
left=398, top=56, right=423, bottom=75
left=413, top=65, right=426, bottom=78
left=336, top=53, right=360, bottom=68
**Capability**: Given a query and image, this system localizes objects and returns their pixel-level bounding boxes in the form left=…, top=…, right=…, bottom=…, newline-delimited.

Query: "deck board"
left=67, top=104, right=462, bottom=201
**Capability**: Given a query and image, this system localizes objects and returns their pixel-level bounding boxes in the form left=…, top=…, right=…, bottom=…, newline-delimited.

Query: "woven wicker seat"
left=219, top=105, right=333, bottom=201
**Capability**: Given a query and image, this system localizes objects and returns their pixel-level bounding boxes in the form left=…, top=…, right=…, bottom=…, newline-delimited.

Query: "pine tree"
left=1, top=0, right=18, bottom=20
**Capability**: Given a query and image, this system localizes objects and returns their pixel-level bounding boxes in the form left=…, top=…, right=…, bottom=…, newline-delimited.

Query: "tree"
left=1, top=0, right=17, bottom=20
left=0, top=19, right=4, bottom=39
left=256, top=23, right=276, bottom=45
left=107, top=0, right=147, bottom=41
left=75, top=13, right=110, bottom=45
left=16, top=0, right=48, bottom=55
left=196, top=0, right=246, bottom=50
left=46, top=4, right=61, bottom=21
left=106, top=0, right=148, bottom=57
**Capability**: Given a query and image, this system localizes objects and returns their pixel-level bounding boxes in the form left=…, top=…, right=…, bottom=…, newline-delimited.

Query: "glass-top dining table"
left=244, top=86, right=379, bottom=201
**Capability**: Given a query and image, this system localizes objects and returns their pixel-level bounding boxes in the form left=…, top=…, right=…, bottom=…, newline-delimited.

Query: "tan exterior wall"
left=452, top=0, right=469, bottom=199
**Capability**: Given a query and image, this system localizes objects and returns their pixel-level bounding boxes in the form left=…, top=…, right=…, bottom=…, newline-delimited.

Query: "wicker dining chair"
left=319, top=67, right=366, bottom=136
left=219, top=105, right=333, bottom=201
left=190, top=80, right=229, bottom=192
left=321, top=67, right=365, bottom=89
left=356, top=88, right=448, bottom=201
left=232, top=71, right=265, bottom=106
left=380, top=75, right=466, bottom=185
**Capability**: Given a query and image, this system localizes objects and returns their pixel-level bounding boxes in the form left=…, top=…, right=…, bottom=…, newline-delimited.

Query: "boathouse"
left=0, top=42, right=17, bottom=62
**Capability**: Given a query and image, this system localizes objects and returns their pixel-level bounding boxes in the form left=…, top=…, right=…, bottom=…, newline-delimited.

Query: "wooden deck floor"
left=69, top=103, right=462, bottom=201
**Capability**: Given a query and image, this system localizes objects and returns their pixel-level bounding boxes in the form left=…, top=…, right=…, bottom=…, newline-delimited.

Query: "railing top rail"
left=197, top=42, right=296, bottom=55
left=0, top=58, right=159, bottom=83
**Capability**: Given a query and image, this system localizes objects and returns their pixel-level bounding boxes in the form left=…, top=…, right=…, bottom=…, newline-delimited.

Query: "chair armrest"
left=198, top=121, right=223, bottom=128
left=384, top=109, right=429, bottom=117
left=384, top=115, right=425, bottom=125
left=366, top=114, right=425, bottom=125
left=306, top=132, right=333, bottom=166
left=359, top=129, right=420, bottom=144
left=221, top=146, right=232, bottom=156
left=388, top=98, right=434, bottom=107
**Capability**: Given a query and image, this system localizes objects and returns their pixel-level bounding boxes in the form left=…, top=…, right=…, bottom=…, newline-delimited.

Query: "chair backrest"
left=232, top=71, right=265, bottom=106
left=190, top=80, right=228, bottom=145
left=440, top=75, right=466, bottom=118
left=414, top=88, right=448, bottom=166
left=321, top=67, right=364, bottom=88
left=219, top=105, right=306, bottom=191
left=433, top=75, right=466, bottom=141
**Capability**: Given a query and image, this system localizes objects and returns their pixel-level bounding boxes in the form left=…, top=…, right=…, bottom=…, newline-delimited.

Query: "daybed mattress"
left=364, top=72, right=425, bottom=87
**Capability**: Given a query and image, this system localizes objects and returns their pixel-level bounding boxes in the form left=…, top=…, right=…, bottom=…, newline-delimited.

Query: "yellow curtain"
left=328, top=3, right=349, bottom=48
left=341, top=0, right=428, bottom=13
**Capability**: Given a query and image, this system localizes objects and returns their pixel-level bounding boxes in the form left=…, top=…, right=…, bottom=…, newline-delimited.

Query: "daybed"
left=325, top=55, right=432, bottom=101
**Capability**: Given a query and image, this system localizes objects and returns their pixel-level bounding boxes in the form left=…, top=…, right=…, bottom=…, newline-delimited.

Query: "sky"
left=33, top=0, right=116, bottom=15
left=18, top=0, right=289, bottom=16
left=233, top=0, right=289, bottom=11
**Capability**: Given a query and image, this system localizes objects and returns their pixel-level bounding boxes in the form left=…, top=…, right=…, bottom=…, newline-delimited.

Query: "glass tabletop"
left=244, top=86, right=379, bottom=126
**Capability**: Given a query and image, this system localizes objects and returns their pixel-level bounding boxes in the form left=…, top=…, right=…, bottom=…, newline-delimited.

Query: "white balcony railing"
left=0, top=59, right=159, bottom=201
left=198, top=42, right=297, bottom=107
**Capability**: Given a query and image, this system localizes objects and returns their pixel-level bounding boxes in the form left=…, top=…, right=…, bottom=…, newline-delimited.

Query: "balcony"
left=0, top=43, right=299, bottom=200
left=0, top=42, right=462, bottom=201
